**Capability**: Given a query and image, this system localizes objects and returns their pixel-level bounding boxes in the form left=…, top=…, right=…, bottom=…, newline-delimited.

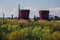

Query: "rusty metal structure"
left=18, top=4, right=30, bottom=20
left=18, top=5, right=30, bottom=23
left=39, top=10, right=49, bottom=20
left=19, top=9, right=30, bottom=19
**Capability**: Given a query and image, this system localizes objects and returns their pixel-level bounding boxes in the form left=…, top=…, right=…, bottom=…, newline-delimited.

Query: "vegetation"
left=0, top=19, right=60, bottom=40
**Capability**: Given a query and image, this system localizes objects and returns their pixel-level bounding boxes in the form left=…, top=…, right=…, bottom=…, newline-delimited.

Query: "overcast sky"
left=0, top=0, right=60, bottom=18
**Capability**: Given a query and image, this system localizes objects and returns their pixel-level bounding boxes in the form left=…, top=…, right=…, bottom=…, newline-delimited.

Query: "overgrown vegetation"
left=0, top=19, right=60, bottom=40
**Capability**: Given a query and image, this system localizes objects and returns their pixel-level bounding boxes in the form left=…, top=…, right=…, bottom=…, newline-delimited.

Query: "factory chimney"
left=18, top=4, right=20, bottom=19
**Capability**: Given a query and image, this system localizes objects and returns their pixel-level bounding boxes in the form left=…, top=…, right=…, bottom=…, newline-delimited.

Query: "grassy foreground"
left=0, top=19, right=60, bottom=40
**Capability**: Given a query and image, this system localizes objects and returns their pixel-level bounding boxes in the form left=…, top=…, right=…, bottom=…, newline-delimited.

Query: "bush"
left=52, top=31, right=60, bottom=40
left=8, top=27, right=33, bottom=40
left=0, top=31, right=6, bottom=40
left=0, top=20, right=60, bottom=40
left=32, top=26, right=42, bottom=40
left=41, top=27, right=53, bottom=40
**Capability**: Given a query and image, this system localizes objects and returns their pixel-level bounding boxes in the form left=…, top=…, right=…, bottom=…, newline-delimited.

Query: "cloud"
left=0, top=8, right=18, bottom=17
left=12, top=8, right=17, bottom=14
left=23, top=6, right=38, bottom=18
left=23, top=6, right=37, bottom=12
left=4, top=8, right=18, bottom=17
left=0, top=8, right=2, bottom=13
left=0, top=7, right=60, bottom=18
left=48, top=7, right=60, bottom=12
left=47, top=7, right=60, bottom=16
left=0, top=10, right=2, bottom=12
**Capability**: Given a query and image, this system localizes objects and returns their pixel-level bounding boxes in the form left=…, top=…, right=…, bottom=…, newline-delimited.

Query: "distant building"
left=19, top=9, right=30, bottom=19
left=18, top=9, right=30, bottom=23
left=49, top=16, right=60, bottom=20
left=39, top=10, right=49, bottom=20
left=55, top=16, right=59, bottom=20
left=18, top=5, right=30, bottom=23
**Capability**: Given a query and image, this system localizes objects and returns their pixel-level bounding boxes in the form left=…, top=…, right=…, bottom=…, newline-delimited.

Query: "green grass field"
left=0, top=19, right=60, bottom=40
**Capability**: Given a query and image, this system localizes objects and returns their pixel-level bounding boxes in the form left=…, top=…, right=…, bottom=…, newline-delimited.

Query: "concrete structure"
left=39, top=10, right=49, bottom=20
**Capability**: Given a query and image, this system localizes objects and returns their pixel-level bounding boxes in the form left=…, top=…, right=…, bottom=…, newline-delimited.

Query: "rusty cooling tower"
left=39, top=10, right=49, bottom=20
left=19, top=9, right=30, bottom=19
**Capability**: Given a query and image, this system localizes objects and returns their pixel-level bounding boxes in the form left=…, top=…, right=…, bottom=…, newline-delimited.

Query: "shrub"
left=52, top=31, right=60, bottom=40
left=8, top=27, right=33, bottom=40
left=0, top=31, right=6, bottom=40
left=32, top=26, right=42, bottom=40
left=41, top=27, right=53, bottom=40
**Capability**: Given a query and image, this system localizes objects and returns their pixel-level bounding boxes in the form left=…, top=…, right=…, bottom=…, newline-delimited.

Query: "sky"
left=0, top=0, right=60, bottom=18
